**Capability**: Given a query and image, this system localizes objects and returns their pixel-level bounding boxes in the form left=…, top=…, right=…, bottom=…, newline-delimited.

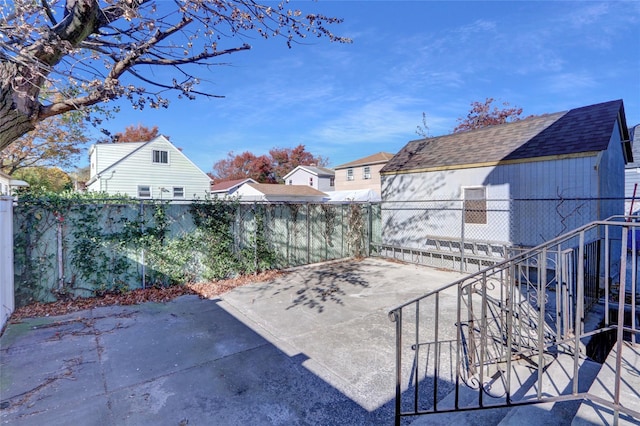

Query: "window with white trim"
left=138, top=185, right=151, bottom=198
left=347, top=168, right=354, bottom=181
left=152, top=150, right=168, bottom=164
left=363, top=166, right=371, bottom=180
left=463, top=187, right=487, bottom=224
left=173, top=186, right=185, bottom=198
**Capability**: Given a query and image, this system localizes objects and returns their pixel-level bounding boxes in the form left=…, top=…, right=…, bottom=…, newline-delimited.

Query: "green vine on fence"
left=12, top=189, right=374, bottom=306
left=347, top=204, right=366, bottom=258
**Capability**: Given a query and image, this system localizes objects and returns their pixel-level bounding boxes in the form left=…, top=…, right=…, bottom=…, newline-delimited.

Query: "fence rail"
left=389, top=216, right=639, bottom=424
left=12, top=199, right=381, bottom=306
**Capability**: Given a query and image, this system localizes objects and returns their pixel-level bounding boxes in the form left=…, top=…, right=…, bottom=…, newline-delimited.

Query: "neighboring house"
left=381, top=100, right=631, bottom=254
left=86, top=136, right=211, bottom=200
left=235, top=183, right=327, bottom=203
left=283, top=165, right=335, bottom=192
left=334, top=152, right=394, bottom=195
left=324, top=189, right=382, bottom=203
left=211, top=178, right=257, bottom=196
left=0, top=170, right=29, bottom=196
left=624, top=123, right=640, bottom=215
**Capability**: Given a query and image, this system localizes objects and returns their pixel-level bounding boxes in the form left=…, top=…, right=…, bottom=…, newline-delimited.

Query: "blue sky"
left=88, top=0, right=640, bottom=173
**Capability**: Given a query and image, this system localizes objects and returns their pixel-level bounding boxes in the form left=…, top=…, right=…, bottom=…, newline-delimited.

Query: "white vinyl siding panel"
left=92, top=143, right=145, bottom=175
left=287, top=169, right=314, bottom=187
left=89, top=138, right=210, bottom=199
left=284, top=168, right=334, bottom=192
left=382, top=155, right=601, bottom=249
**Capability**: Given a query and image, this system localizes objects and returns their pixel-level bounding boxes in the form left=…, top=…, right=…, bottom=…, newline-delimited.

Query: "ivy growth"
left=12, top=189, right=376, bottom=306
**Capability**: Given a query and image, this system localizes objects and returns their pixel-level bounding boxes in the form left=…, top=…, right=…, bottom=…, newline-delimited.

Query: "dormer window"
left=153, top=150, right=168, bottom=164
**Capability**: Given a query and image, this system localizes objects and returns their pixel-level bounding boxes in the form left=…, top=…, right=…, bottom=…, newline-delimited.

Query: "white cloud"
left=545, top=72, right=598, bottom=94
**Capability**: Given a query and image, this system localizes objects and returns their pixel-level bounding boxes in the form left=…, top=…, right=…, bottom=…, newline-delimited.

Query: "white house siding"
left=624, top=124, right=640, bottom=215
left=316, top=176, right=333, bottom=192
left=87, top=138, right=211, bottom=199
left=382, top=154, right=604, bottom=250
left=625, top=168, right=640, bottom=214
left=287, top=169, right=313, bottom=187
left=90, top=143, right=143, bottom=176
left=235, top=184, right=265, bottom=202
left=285, top=168, right=334, bottom=192
left=0, top=173, right=10, bottom=195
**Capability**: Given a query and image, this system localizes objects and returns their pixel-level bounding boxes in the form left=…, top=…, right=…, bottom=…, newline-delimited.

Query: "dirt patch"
left=10, top=270, right=284, bottom=322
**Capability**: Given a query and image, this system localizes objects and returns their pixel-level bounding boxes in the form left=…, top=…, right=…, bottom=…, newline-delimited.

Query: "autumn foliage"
left=114, top=124, right=160, bottom=143
left=453, top=98, right=525, bottom=133
left=0, top=112, right=86, bottom=175
left=211, top=144, right=328, bottom=184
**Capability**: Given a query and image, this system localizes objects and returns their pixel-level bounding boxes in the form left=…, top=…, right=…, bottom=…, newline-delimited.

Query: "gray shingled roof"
left=382, top=100, right=628, bottom=174
left=211, top=178, right=256, bottom=192
left=247, top=183, right=326, bottom=196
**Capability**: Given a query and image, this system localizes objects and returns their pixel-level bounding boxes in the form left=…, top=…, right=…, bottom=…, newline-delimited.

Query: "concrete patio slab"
left=1, top=258, right=465, bottom=425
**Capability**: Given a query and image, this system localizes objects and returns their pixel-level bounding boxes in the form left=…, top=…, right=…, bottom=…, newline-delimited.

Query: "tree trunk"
left=0, top=62, right=37, bottom=151
left=0, top=0, right=104, bottom=152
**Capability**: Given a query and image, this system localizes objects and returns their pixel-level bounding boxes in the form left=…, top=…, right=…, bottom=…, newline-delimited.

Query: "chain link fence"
left=13, top=198, right=381, bottom=306
left=378, top=197, right=625, bottom=272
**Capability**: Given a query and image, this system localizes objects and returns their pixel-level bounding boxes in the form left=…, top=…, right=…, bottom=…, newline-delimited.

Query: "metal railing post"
left=614, top=227, right=628, bottom=424
left=537, top=248, right=547, bottom=399
left=414, top=301, right=420, bottom=414
left=394, top=309, right=403, bottom=426
left=605, top=225, right=610, bottom=326
left=479, top=273, right=487, bottom=407
left=573, top=231, right=585, bottom=395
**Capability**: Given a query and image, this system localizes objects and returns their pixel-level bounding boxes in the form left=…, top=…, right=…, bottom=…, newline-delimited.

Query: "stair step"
left=572, top=341, right=640, bottom=425
left=498, top=352, right=601, bottom=426
left=408, top=353, right=591, bottom=425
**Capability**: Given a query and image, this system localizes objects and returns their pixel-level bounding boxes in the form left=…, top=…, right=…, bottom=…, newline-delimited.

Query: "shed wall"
left=381, top=154, right=607, bottom=249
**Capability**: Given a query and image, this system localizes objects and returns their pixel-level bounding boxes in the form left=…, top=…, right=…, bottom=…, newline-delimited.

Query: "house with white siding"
left=0, top=170, right=29, bottom=196
left=86, top=136, right=211, bottom=200
left=624, top=123, right=640, bottom=215
left=380, top=100, right=632, bottom=259
left=283, top=165, right=335, bottom=191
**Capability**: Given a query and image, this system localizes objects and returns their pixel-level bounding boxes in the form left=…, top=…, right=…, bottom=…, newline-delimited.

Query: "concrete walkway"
left=0, top=258, right=465, bottom=425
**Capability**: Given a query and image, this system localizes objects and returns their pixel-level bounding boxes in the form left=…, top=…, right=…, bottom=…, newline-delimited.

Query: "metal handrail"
left=390, top=217, right=640, bottom=425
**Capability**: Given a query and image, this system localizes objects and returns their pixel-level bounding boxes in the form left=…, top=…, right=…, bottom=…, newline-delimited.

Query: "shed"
left=380, top=100, right=631, bottom=263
